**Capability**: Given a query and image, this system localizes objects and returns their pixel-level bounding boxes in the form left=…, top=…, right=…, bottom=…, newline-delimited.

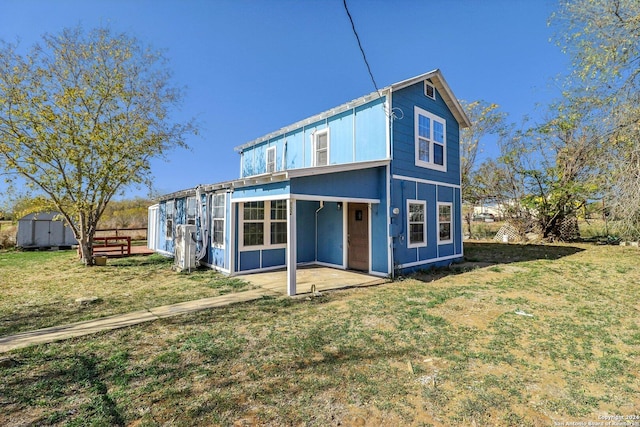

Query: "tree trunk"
left=78, top=234, right=95, bottom=266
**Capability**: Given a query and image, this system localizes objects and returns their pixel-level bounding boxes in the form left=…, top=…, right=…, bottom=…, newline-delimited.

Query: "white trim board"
left=398, top=253, right=463, bottom=269
left=392, top=174, right=461, bottom=189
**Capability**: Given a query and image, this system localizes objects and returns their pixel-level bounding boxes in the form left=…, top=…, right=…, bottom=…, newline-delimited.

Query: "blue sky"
left=0, top=0, right=568, bottom=200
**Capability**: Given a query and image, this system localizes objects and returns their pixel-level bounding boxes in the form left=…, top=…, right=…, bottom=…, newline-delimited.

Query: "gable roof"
left=235, top=69, right=471, bottom=152
left=391, top=69, right=472, bottom=129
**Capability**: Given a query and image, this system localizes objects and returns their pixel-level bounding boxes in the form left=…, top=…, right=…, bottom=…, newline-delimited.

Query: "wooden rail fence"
left=91, top=236, right=131, bottom=257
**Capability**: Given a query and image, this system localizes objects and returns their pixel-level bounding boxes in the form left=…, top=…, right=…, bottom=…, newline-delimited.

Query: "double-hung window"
left=212, top=193, right=225, bottom=247
left=165, top=200, right=174, bottom=240
left=438, top=202, right=453, bottom=244
left=407, top=200, right=427, bottom=248
left=186, top=197, right=196, bottom=225
left=313, top=129, right=329, bottom=166
left=270, top=200, right=287, bottom=244
left=266, top=146, right=276, bottom=173
left=415, top=106, right=446, bottom=171
left=241, top=200, right=287, bottom=248
left=242, top=201, right=264, bottom=247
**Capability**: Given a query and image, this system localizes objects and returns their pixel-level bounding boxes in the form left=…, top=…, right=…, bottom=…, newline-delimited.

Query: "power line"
left=342, top=0, right=381, bottom=96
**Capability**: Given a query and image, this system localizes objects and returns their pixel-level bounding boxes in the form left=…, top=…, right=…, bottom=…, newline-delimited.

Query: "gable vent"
left=424, top=80, right=435, bottom=100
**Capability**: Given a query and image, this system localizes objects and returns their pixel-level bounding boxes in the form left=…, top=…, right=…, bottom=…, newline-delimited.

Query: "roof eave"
left=391, top=69, right=472, bottom=129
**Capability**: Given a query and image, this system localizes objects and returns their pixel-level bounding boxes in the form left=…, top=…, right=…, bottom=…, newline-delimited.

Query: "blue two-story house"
left=148, top=69, right=471, bottom=295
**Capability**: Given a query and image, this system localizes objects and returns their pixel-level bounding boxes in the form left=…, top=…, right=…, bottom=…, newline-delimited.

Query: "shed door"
left=348, top=203, right=369, bottom=271
left=34, top=221, right=51, bottom=247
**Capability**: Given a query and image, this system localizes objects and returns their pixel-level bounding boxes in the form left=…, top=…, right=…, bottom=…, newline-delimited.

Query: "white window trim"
left=414, top=106, right=447, bottom=172
left=424, top=80, right=436, bottom=100
left=312, top=128, right=330, bottom=167
left=407, top=199, right=427, bottom=249
left=438, top=202, right=453, bottom=244
left=211, top=193, right=226, bottom=249
left=165, top=199, right=175, bottom=240
left=186, top=196, right=196, bottom=225
left=266, top=146, right=276, bottom=174
left=239, top=200, right=287, bottom=251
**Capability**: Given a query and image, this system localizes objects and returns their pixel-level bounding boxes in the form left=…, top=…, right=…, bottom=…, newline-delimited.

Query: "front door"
left=348, top=203, right=369, bottom=271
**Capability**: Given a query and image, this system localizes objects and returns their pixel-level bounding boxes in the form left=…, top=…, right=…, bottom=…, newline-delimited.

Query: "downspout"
left=315, top=201, right=325, bottom=261
left=387, top=89, right=397, bottom=279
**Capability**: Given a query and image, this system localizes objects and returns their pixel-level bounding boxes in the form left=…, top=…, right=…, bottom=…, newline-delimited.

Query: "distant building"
left=16, top=211, right=77, bottom=249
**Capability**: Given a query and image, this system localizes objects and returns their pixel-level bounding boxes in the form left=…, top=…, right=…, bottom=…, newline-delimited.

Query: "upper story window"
left=407, top=200, right=426, bottom=248
left=266, top=146, right=276, bottom=173
left=212, top=193, right=225, bottom=247
left=312, top=129, right=329, bottom=166
left=438, top=202, right=453, bottom=244
left=415, top=106, right=446, bottom=172
left=424, top=80, right=436, bottom=100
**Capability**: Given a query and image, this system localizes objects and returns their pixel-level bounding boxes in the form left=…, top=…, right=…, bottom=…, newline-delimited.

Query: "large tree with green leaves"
left=459, top=100, right=507, bottom=236
left=0, top=26, right=195, bottom=264
left=552, top=0, right=640, bottom=237
left=459, top=100, right=507, bottom=204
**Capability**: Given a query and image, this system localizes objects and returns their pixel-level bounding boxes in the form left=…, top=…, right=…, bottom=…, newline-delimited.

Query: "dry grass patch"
left=0, top=250, right=254, bottom=336
left=0, top=242, right=639, bottom=426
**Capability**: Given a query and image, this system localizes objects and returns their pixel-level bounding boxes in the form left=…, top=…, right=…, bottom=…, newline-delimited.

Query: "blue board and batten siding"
left=240, top=97, right=388, bottom=178
left=151, top=70, right=468, bottom=283
left=390, top=79, right=464, bottom=272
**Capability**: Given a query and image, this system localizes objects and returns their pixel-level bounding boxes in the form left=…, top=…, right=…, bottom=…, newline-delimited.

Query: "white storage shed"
left=16, top=211, right=77, bottom=249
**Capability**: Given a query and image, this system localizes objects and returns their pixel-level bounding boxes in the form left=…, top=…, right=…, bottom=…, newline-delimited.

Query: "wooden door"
left=348, top=203, right=369, bottom=271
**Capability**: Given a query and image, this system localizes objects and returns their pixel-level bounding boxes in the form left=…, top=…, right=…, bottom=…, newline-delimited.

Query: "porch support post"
left=287, top=198, right=297, bottom=296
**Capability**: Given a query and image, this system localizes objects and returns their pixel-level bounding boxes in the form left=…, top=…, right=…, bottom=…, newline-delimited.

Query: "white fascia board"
left=290, top=194, right=380, bottom=204
left=286, top=159, right=390, bottom=179
left=390, top=69, right=471, bottom=129
left=392, top=174, right=461, bottom=189
left=398, top=253, right=463, bottom=269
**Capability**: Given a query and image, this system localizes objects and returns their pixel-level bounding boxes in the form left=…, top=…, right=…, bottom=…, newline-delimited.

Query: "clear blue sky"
left=0, top=0, right=568, bottom=200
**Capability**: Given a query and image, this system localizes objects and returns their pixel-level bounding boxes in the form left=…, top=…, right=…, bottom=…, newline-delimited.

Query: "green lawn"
left=1, top=242, right=639, bottom=426
left=0, top=251, right=253, bottom=336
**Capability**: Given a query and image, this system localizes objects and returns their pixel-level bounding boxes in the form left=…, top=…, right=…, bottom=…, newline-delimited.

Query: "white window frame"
left=186, top=196, right=196, bottom=225
left=269, top=199, right=287, bottom=245
left=424, top=80, right=436, bottom=100
left=266, top=146, right=276, bottom=174
left=407, top=199, right=427, bottom=248
left=438, top=202, right=453, bottom=244
left=239, top=200, right=287, bottom=250
left=165, top=199, right=174, bottom=240
left=211, top=193, right=226, bottom=248
left=312, top=128, right=330, bottom=167
left=414, top=106, right=447, bottom=172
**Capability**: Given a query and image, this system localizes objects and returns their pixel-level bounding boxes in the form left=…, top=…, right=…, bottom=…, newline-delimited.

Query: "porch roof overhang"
left=156, top=159, right=390, bottom=202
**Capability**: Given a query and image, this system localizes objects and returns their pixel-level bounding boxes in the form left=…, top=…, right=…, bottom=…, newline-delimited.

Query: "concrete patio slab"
left=236, top=265, right=389, bottom=295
